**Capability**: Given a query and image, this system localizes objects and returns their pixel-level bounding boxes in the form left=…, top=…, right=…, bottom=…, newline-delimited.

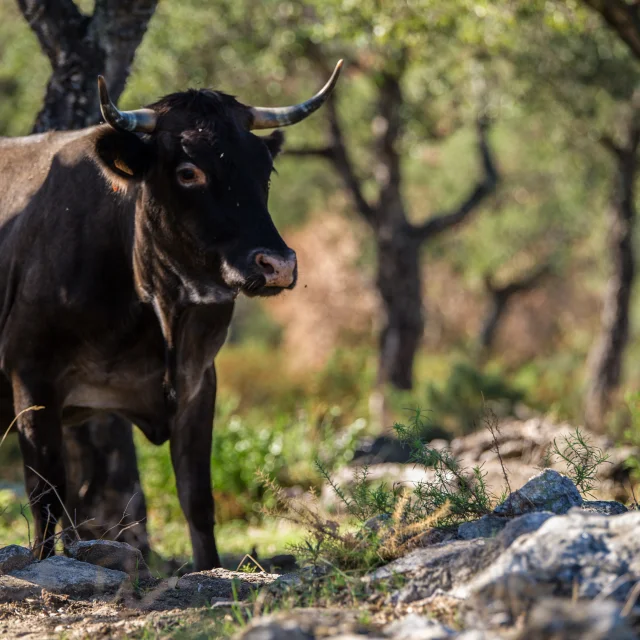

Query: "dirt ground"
left=0, top=596, right=228, bottom=638
left=0, top=568, right=277, bottom=639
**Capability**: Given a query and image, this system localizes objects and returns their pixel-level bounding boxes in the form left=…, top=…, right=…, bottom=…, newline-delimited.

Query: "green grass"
left=129, top=610, right=235, bottom=639
left=0, top=338, right=629, bottom=566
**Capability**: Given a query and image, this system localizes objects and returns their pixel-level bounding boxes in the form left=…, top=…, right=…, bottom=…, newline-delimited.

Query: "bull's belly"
left=61, top=362, right=167, bottom=434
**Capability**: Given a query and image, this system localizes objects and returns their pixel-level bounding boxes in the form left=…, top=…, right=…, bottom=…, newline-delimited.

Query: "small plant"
left=394, top=409, right=494, bottom=524
left=550, top=428, right=610, bottom=497
left=262, top=408, right=496, bottom=574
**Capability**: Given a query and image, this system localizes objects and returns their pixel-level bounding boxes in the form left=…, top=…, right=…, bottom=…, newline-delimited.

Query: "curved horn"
left=249, top=60, right=344, bottom=130
left=97, top=76, right=157, bottom=133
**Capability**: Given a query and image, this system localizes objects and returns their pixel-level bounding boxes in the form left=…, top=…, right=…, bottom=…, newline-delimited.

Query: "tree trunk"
left=17, top=0, right=158, bottom=553
left=19, top=0, right=158, bottom=132
left=287, top=60, right=497, bottom=402
left=479, top=294, right=508, bottom=352
left=585, top=136, right=638, bottom=430
left=375, top=227, right=423, bottom=390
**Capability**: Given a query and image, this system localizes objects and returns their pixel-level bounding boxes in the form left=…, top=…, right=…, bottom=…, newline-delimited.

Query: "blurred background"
left=1, top=0, right=640, bottom=563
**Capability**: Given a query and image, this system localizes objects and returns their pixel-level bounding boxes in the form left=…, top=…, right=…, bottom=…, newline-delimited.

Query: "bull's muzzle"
left=254, top=249, right=297, bottom=288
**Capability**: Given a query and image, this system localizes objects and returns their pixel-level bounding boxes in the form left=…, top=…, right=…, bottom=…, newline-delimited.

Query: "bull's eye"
left=176, top=162, right=207, bottom=188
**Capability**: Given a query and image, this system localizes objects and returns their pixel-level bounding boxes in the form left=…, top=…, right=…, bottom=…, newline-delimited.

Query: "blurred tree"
left=580, top=0, right=640, bottom=60
left=562, top=0, right=640, bottom=427
left=222, top=1, right=505, bottom=394
left=15, top=0, right=158, bottom=553
left=585, top=99, right=640, bottom=428
left=479, top=263, right=552, bottom=352
left=289, top=55, right=498, bottom=392
left=18, top=0, right=157, bottom=131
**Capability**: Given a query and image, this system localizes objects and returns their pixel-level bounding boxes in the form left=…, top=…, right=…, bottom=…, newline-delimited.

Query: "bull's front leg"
left=170, top=366, right=220, bottom=570
left=11, top=371, right=66, bottom=559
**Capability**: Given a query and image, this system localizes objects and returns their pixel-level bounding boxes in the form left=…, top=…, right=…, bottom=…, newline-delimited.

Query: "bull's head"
left=92, top=62, right=343, bottom=313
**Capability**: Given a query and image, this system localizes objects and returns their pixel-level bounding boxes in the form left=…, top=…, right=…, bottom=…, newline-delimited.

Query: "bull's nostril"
left=256, top=255, right=276, bottom=276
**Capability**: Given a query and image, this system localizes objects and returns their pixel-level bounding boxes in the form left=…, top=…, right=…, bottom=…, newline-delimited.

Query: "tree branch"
left=375, top=71, right=405, bottom=216
left=324, top=96, right=376, bottom=224
left=91, top=0, right=158, bottom=100
left=600, top=133, right=624, bottom=159
left=418, top=119, right=499, bottom=241
left=581, top=0, right=640, bottom=61
left=479, top=263, right=551, bottom=350
left=291, top=43, right=377, bottom=225
left=284, top=103, right=375, bottom=224
left=16, top=0, right=88, bottom=68
left=285, top=146, right=336, bottom=159
left=18, top=0, right=158, bottom=132
left=485, top=263, right=552, bottom=298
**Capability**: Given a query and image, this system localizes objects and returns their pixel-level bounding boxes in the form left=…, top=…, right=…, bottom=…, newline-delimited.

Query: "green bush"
left=426, top=361, right=525, bottom=434
left=266, top=408, right=495, bottom=572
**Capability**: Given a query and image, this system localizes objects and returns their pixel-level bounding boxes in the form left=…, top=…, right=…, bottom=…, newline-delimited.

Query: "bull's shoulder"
left=0, top=129, right=100, bottom=226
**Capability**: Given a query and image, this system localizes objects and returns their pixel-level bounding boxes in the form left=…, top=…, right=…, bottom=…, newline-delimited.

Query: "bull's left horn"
left=97, top=76, right=157, bottom=133
left=248, top=60, right=344, bottom=130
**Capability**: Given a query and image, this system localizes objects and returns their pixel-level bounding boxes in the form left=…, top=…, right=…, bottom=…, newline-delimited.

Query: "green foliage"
left=315, top=462, right=402, bottom=523
left=135, top=386, right=368, bottom=559
left=1, top=0, right=639, bottom=583
left=393, top=409, right=494, bottom=523
left=426, top=362, right=525, bottom=434
left=549, top=428, right=611, bottom=497
left=622, top=391, right=640, bottom=489
left=0, top=0, right=636, bottom=432
left=266, top=408, right=495, bottom=572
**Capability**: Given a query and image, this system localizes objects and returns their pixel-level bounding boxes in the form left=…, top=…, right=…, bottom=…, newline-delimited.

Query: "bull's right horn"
left=248, top=60, right=344, bottom=130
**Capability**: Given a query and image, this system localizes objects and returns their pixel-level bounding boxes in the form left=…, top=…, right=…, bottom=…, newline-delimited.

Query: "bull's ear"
left=93, top=128, right=152, bottom=186
left=263, top=130, right=285, bottom=159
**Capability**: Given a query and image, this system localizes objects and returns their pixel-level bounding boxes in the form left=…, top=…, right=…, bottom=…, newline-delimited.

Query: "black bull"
left=0, top=62, right=342, bottom=570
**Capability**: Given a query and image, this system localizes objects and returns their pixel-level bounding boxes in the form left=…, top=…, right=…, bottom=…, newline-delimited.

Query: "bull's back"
left=0, top=129, right=167, bottom=426
left=0, top=128, right=139, bottom=361
left=0, top=130, right=91, bottom=226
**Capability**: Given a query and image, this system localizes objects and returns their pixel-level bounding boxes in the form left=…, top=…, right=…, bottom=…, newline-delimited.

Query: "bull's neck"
left=131, top=205, right=188, bottom=407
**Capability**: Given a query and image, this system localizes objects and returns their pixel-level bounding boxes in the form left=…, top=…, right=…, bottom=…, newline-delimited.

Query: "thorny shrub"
left=261, top=409, right=496, bottom=572
left=261, top=408, right=613, bottom=574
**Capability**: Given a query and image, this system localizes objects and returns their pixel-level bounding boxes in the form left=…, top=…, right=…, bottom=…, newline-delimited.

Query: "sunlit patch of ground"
left=0, top=595, right=233, bottom=639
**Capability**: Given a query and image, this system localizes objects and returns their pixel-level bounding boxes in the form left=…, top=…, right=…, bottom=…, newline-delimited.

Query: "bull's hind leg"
left=12, top=372, right=66, bottom=559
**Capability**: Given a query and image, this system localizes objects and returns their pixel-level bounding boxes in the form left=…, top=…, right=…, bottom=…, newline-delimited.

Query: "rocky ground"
left=0, top=417, right=639, bottom=639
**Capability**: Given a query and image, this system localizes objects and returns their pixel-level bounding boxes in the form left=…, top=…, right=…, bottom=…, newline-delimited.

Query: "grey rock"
left=581, top=500, right=628, bottom=515
left=10, top=555, right=128, bottom=596
left=238, top=609, right=363, bottom=640
left=458, top=516, right=509, bottom=541
left=0, top=545, right=32, bottom=574
left=68, top=539, right=148, bottom=578
left=270, top=565, right=330, bottom=595
left=384, top=613, right=454, bottom=639
left=367, top=539, right=501, bottom=604
left=363, top=513, right=392, bottom=534
left=352, top=435, right=413, bottom=465
left=498, top=511, right=554, bottom=548
left=140, top=568, right=279, bottom=611
left=270, top=572, right=302, bottom=591
left=514, top=598, right=636, bottom=640
left=494, top=469, right=582, bottom=516
left=239, top=618, right=313, bottom=640
left=0, top=575, right=42, bottom=602
left=459, top=510, right=640, bottom=624
left=262, top=553, right=298, bottom=574
left=332, top=636, right=385, bottom=640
